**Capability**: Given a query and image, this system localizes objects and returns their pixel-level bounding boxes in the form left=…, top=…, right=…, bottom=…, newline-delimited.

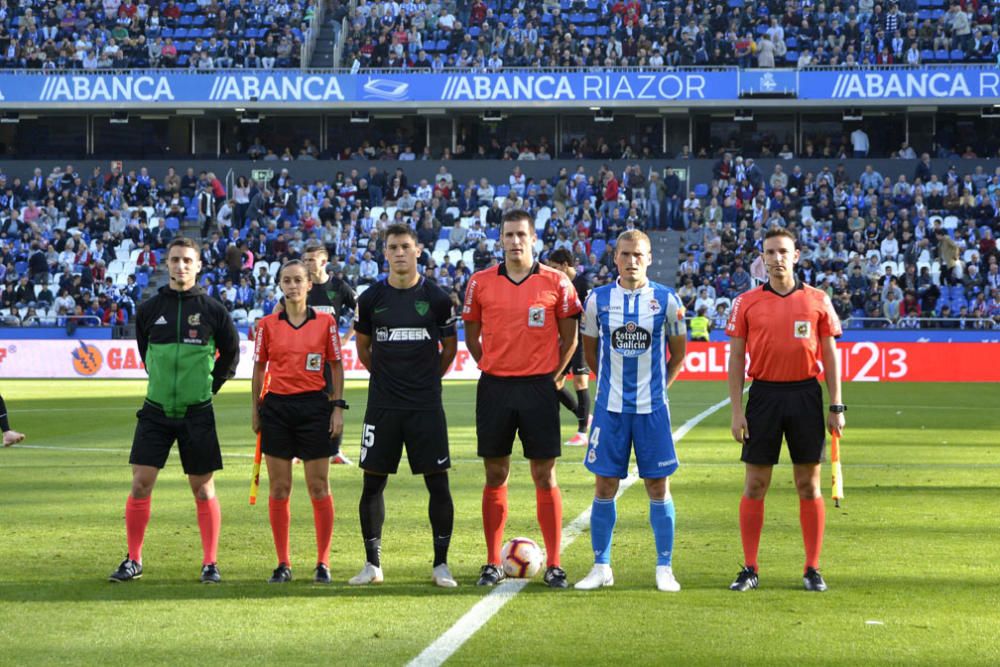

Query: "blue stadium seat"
left=192, top=15, right=206, bottom=26
left=177, top=54, right=189, bottom=66
left=934, top=49, right=949, bottom=61
left=694, top=183, right=709, bottom=198
left=591, top=238, right=606, bottom=258
left=173, top=27, right=189, bottom=39
left=14, top=261, right=27, bottom=275
left=179, top=15, right=193, bottom=26
left=595, top=25, right=609, bottom=36
left=920, top=49, right=934, bottom=62
left=949, top=49, right=965, bottom=61
left=785, top=36, right=797, bottom=49
left=136, top=272, right=149, bottom=288
left=580, top=26, right=596, bottom=36
left=917, top=10, right=932, bottom=20
left=496, top=185, right=510, bottom=197
left=568, top=12, right=584, bottom=23
left=469, top=26, right=480, bottom=37
left=165, top=217, right=180, bottom=231
left=161, top=27, right=174, bottom=38
left=786, top=51, right=799, bottom=62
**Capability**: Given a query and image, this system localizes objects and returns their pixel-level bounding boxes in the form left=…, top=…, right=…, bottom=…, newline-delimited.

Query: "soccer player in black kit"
left=348, top=223, right=459, bottom=588
left=546, top=248, right=592, bottom=447
left=302, top=241, right=357, bottom=465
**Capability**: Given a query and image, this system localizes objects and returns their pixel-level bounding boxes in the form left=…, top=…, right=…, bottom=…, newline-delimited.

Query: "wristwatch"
left=332, top=399, right=349, bottom=410
left=828, top=404, right=847, bottom=413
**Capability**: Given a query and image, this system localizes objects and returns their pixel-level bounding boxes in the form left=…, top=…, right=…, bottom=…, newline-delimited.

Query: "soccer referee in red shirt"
left=726, top=228, right=845, bottom=593
left=463, top=209, right=582, bottom=588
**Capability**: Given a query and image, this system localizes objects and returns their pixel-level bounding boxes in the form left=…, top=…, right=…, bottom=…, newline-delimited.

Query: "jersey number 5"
left=362, top=423, right=376, bottom=448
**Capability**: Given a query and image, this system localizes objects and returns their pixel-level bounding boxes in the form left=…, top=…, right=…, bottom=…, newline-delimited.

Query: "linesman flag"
left=831, top=434, right=844, bottom=508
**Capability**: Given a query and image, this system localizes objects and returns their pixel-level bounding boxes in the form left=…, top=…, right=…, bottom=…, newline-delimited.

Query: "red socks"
left=799, top=497, right=825, bottom=572
left=125, top=495, right=151, bottom=563
left=269, top=496, right=291, bottom=566
left=195, top=496, right=221, bottom=566
left=536, top=487, right=563, bottom=567
left=482, top=485, right=508, bottom=565
left=311, top=495, right=335, bottom=567
left=739, top=496, right=765, bottom=571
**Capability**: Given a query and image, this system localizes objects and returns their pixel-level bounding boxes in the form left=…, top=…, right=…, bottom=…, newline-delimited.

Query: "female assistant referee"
left=252, top=260, right=346, bottom=584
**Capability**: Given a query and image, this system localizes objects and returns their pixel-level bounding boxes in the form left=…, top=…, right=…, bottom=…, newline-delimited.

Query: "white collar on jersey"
left=614, top=278, right=651, bottom=295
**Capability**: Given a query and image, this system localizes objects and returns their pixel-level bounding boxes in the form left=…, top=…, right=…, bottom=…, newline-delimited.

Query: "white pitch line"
left=10, top=444, right=255, bottom=458
left=407, top=395, right=735, bottom=667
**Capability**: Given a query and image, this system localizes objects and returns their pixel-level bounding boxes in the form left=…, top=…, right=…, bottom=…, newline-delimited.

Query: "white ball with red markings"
left=501, top=537, right=544, bottom=578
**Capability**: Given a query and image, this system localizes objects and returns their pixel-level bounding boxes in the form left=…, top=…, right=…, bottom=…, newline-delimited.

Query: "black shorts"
left=561, top=344, right=590, bottom=377
left=476, top=373, right=561, bottom=460
left=742, top=379, right=826, bottom=465
left=260, top=392, right=333, bottom=462
left=359, top=407, right=450, bottom=475
left=129, top=400, right=223, bottom=475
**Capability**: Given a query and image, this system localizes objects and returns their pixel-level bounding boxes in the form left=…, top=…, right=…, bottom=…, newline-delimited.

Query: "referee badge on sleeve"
left=794, top=321, right=811, bottom=338
left=528, top=306, right=546, bottom=328
left=306, top=353, right=323, bottom=371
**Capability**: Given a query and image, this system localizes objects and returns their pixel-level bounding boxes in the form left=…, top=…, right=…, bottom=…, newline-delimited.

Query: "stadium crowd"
left=676, top=152, right=1000, bottom=329
left=1, top=155, right=998, bottom=331
left=342, top=0, right=1000, bottom=70
left=0, top=0, right=316, bottom=69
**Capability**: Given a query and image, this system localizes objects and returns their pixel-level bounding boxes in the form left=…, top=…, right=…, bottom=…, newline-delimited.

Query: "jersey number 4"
left=589, top=427, right=600, bottom=447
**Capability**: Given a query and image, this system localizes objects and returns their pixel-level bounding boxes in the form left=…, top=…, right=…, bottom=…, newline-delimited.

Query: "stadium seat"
left=694, top=183, right=709, bottom=198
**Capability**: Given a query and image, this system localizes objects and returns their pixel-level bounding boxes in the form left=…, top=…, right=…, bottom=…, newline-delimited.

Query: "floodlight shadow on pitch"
left=351, top=111, right=371, bottom=124
left=110, top=111, right=129, bottom=124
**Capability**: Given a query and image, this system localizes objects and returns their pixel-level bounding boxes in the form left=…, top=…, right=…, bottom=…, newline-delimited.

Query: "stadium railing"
left=300, top=0, right=326, bottom=70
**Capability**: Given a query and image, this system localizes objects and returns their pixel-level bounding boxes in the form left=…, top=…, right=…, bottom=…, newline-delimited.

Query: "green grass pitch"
left=1, top=379, right=999, bottom=666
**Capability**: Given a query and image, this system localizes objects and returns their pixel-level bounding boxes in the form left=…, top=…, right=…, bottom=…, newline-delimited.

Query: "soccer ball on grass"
left=501, top=537, right=544, bottom=578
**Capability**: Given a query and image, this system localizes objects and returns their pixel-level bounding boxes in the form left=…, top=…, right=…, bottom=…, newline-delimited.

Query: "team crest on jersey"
left=648, top=298, right=660, bottom=313
left=188, top=313, right=201, bottom=326
left=794, top=320, right=811, bottom=338
left=528, top=306, right=546, bottom=327
left=305, top=353, right=323, bottom=371
left=415, top=300, right=430, bottom=316
left=611, top=321, right=652, bottom=357
left=587, top=449, right=597, bottom=464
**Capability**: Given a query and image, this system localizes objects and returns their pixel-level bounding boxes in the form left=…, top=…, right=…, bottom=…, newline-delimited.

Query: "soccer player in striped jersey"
left=575, top=230, right=688, bottom=592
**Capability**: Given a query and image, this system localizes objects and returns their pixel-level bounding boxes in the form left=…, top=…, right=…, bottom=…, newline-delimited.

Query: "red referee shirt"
left=253, top=308, right=341, bottom=395
left=726, top=281, right=842, bottom=382
left=463, top=262, right=581, bottom=377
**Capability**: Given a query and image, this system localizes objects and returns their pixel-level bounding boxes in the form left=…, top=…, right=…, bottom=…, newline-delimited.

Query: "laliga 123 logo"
left=363, top=78, right=410, bottom=101
left=72, top=341, right=104, bottom=376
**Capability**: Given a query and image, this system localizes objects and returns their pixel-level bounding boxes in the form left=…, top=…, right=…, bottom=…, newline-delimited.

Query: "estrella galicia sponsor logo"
left=38, top=75, right=175, bottom=102
left=362, top=78, right=409, bottom=101
left=208, top=75, right=345, bottom=102
left=611, top=321, right=651, bottom=357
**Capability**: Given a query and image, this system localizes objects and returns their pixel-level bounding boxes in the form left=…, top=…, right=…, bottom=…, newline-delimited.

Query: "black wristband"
left=828, top=404, right=847, bottom=413
left=332, top=399, right=349, bottom=409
